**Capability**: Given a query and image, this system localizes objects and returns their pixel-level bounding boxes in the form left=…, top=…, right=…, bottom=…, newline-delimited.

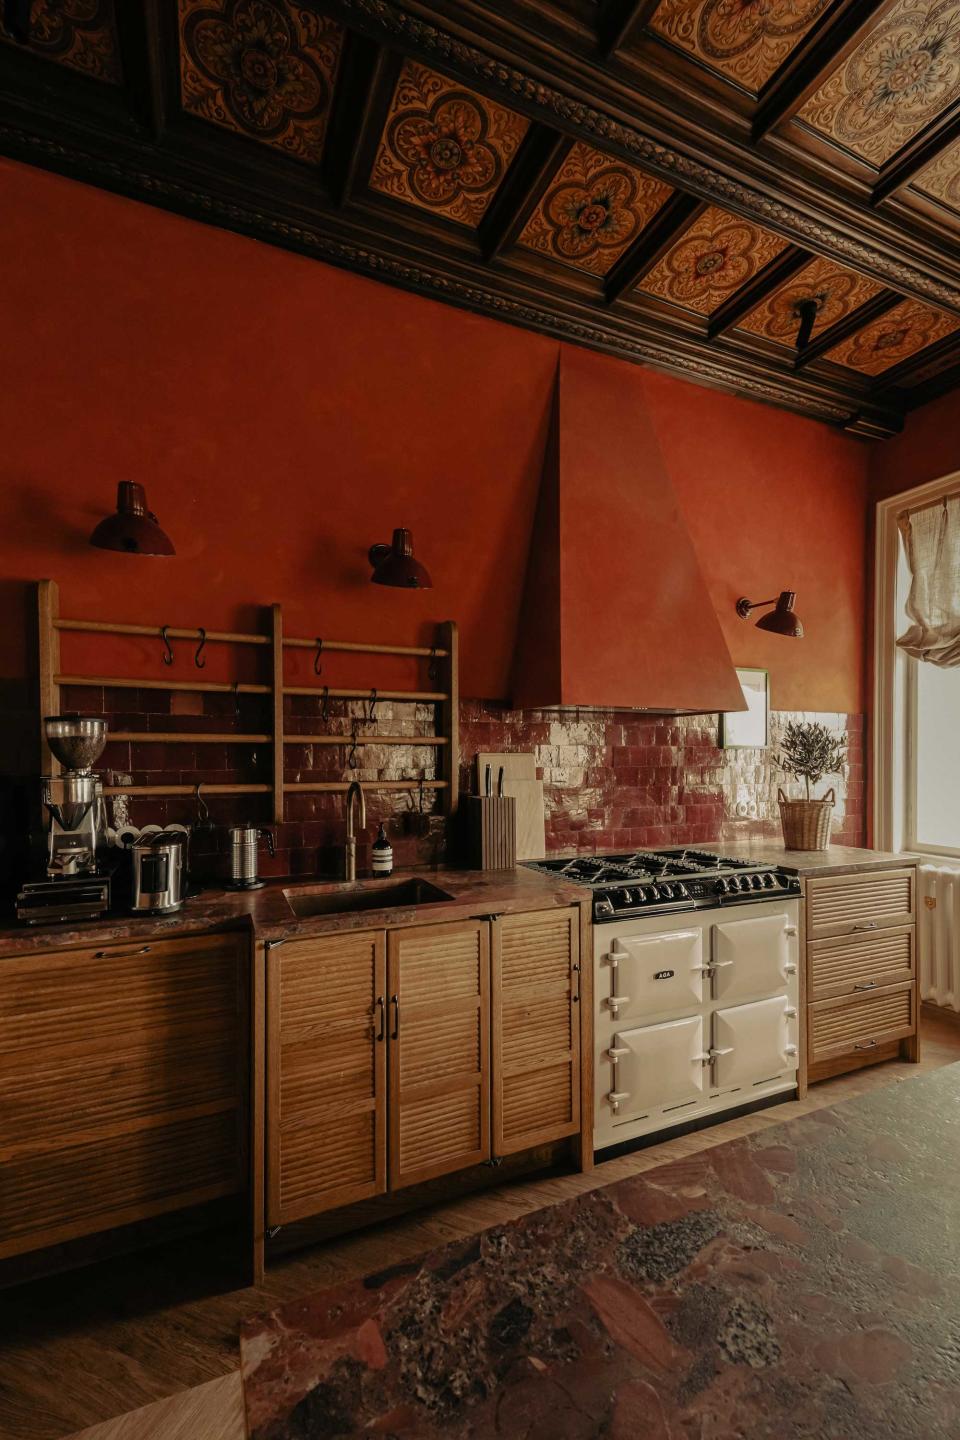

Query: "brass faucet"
left=345, top=780, right=367, bottom=882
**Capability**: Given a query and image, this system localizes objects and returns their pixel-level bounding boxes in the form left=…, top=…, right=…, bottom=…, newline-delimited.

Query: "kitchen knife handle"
left=484, top=763, right=492, bottom=797
left=497, top=766, right=504, bottom=798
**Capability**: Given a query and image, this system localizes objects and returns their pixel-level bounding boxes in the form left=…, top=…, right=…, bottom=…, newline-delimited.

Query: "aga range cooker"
left=526, top=849, right=803, bottom=1153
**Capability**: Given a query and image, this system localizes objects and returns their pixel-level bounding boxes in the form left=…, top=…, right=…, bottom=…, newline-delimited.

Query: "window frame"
left=874, top=470, right=960, bottom=858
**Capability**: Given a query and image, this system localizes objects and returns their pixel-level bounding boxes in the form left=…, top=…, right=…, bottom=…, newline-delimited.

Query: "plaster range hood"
left=511, top=349, right=746, bottom=716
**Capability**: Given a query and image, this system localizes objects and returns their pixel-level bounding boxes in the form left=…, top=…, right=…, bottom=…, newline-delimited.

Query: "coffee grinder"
left=16, top=715, right=113, bottom=924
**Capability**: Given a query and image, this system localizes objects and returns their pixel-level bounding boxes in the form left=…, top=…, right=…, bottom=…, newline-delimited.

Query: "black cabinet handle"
left=93, top=945, right=151, bottom=960
left=374, top=995, right=385, bottom=1042
left=572, top=962, right=581, bottom=1003
left=391, top=994, right=400, bottom=1039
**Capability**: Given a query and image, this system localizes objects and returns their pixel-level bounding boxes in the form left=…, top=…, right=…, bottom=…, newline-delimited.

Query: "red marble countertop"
left=0, top=865, right=589, bottom=958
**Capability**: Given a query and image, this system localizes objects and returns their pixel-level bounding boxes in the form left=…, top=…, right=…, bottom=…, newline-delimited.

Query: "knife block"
left=463, top=795, right=517, bottom=870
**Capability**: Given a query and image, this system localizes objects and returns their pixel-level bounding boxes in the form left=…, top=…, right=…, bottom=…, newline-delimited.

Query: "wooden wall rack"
left=37, top=580, right=459, bottom=823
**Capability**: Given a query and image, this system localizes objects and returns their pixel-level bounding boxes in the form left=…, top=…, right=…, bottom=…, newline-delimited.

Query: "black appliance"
left=524, top=848, right=801, bottom=922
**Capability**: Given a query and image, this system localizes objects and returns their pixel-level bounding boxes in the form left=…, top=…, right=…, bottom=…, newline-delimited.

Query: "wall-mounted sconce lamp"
left=369, top=528, right=432, bottom=589
left=736, top=590, right=803, bottom=638
left=89, top=482, right=176, bottom=556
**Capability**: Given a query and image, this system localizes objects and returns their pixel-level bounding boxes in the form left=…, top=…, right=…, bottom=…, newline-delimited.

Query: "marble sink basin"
left=283, top=877, right=456, bottom=919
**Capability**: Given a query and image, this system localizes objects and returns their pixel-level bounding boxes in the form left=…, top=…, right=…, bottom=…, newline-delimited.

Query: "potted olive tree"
left=776, top=720, right=846, bottom=851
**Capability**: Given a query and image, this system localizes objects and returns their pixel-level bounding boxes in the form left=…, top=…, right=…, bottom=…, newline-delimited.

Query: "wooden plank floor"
left=0, top=1017, right=955, bottom=1440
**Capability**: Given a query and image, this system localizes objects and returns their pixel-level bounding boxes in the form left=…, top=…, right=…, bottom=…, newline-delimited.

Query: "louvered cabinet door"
left=0, top=933, right=246, bottom=1260
left=387, top=921, right=490, bottom=1189
left=808, top=981, right=916, bottom=1067
left=491, top=908, right=581, bottom=1156
left=267, top=930, right=386, bottom=1226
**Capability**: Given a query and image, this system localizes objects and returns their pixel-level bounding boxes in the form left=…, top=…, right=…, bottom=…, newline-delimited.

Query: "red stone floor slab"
left=241, top=1065, right=960, bottom=1438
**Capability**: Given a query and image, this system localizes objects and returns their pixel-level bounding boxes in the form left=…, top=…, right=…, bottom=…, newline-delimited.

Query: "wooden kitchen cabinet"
left=491, top=908, right=581, bottom=1155
left=263, top=903, right=587, bottom=1233
left=0, top=931, right=247, bottom=1261
left=804, top=867, right=919, bottom=1083
left=266, top=929, right=387, bottom=1227
left=388, top=920, right=490, bottom=1189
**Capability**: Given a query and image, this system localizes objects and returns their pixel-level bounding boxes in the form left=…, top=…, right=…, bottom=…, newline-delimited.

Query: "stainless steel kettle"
left=225, top=825, right=275, bottom=890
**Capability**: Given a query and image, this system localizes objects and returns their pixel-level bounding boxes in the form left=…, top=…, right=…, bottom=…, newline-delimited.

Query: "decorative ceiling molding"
left=322, top=0, right=960, bottom=310
left=0, top=116, right=870, bottom=429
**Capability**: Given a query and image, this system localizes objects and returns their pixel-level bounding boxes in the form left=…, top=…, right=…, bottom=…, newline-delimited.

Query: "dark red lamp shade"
left=736, top=591, right=803, bottom=638
left=369, top=528, right=432, bottom=589
left=89, top=482, right=176, bottom=557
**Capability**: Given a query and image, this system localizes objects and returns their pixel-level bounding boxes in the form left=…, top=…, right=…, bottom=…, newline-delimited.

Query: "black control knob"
left=762, top=873, right=775, bottom=889
left=661, top=883, right=674, bottom=899
left=620, top=889, right=634, bottom=907
left=751, top=874, right=763, bottom=891
left=728, top=875, right=741, bottom=892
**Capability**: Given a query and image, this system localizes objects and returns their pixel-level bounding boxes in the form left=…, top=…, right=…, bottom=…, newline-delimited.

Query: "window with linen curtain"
left=897, top=495, right=960, bottom=666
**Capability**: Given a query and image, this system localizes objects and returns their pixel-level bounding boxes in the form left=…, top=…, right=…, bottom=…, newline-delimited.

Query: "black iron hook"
left=418, top=772, right=426, bottom=813
left=321, top=685, right=330, bottom=723
left=161, top=626, right=174, bottom=666
left=194, top=782, right=210, bottom=829
left=368, top=688, right=378, bottom=724
left=313, top=638, right=324, bottom=676
left=348, top=720, right=360, bottom=770
left=427, top=646, right=440, bottom=685
left=194, top=627, right=207, bottom=669
left=233, top=681, right=241, bottom=718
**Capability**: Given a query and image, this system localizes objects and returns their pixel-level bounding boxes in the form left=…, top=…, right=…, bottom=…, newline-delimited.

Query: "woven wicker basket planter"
left=778, top=787, right=835, bottom=851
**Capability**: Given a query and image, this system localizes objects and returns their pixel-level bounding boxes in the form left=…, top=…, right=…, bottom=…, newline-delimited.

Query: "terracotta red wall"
left=0, top=157, right=872, bottom=867
left=0, top=156, right=871, bottom=719
left=869, top=390, right=960, bottom=503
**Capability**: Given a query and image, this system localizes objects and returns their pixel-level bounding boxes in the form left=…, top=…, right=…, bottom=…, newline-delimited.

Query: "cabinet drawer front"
left=806, top=869, right=915, bottom=939
left=0, top=933, right=244, bottom=1058
left=808, top=927, right=915, bottom=1001
left=0, top=1110, right=239, bottom=1260
left=808, top=983, right=915, bottom=1065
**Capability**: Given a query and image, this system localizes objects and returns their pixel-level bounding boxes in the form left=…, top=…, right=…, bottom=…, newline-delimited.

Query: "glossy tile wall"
left=76, top=685, right=865, bottom=877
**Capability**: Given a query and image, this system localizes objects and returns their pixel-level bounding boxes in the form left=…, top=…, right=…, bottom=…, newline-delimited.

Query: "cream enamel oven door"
left=711, top=910, right=798, bottom=1003
left=605, top=929, right=705, bottom=1025
left=609, top=1015, right=706, bottom=1121
left=712, top=996, right=798, bottom=1088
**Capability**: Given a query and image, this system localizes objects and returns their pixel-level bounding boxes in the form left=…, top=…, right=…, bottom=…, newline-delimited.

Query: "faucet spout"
left=345, top=781, right=367, bottom=882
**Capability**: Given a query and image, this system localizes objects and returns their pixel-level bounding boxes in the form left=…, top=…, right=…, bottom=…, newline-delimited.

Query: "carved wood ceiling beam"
left=316, top=0, right=960, bottom=313
left=478, top=128, right=571, bottom=262
left=705, top=248, right=810, bottom=340
left=321, top=30, right=386, bottom=206
left=604, top=192, right=703, bottom=304
left=749, top=0, right=888, bottom=142
left=873, top=107, right=960, bottom=206
left=793, top=291, right=902, bottom=370
left=596, top=0, right=659, bottom=59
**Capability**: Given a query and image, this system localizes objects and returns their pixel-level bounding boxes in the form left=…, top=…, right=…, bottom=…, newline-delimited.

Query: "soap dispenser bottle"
left=372, top=822, right=393, bottom=877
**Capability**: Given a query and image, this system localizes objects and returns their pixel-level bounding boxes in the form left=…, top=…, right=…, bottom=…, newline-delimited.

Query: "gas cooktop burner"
left=525, top=847, right=801, bottom=920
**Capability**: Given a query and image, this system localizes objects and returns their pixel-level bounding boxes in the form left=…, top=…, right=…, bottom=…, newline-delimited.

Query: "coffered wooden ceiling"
left=4, top=1, right=960, bottom=436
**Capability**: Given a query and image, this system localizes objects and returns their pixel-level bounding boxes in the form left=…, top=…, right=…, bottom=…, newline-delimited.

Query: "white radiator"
left=919, top=864, right=960, bottom=1013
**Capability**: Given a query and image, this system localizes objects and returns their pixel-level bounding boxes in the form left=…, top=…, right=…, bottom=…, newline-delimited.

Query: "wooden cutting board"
left=474, top=753, right=544, bottom=860
left=476, top=752, right=536, bottom=785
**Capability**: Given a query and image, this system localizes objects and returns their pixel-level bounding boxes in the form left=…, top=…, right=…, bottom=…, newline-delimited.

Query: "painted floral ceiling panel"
left=797, top=0, right=960, bottom=168
left=636, top=204, right=789, bottom=314
left=178, top=0, right=344, bottom=166
left=516, top=142, right=673, bottom=276
left=823, top=298, right=960, bottom=373
left=914, top=136, right=960, bottom=212
left=0, top=0, right=122, bottom=83
left=647, top=0, right=831, bottom=94
left=369, top=60, right=530, bottom=227
left=736, top=256, right=886, bottom=345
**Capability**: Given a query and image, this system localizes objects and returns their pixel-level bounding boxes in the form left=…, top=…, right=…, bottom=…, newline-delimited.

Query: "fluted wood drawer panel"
left=808, top=926, right=915, bottom=1001
left=267, top=930, right=386, bottom=1226
left=388, top=921, right=490, bottom=1189
left=808, top=983, right=915, bottom=1065
left=0, top=1031, right=238, bottom=1153
left=0, top=1110, right=238, bottom=1259
left=806, top=869, right=915, bottom=939
left=492, top=909, right=580, bottom=1156
left=0, top=932, right=246, bottom=1257
left=0, top=934, right=241, bottom=1057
